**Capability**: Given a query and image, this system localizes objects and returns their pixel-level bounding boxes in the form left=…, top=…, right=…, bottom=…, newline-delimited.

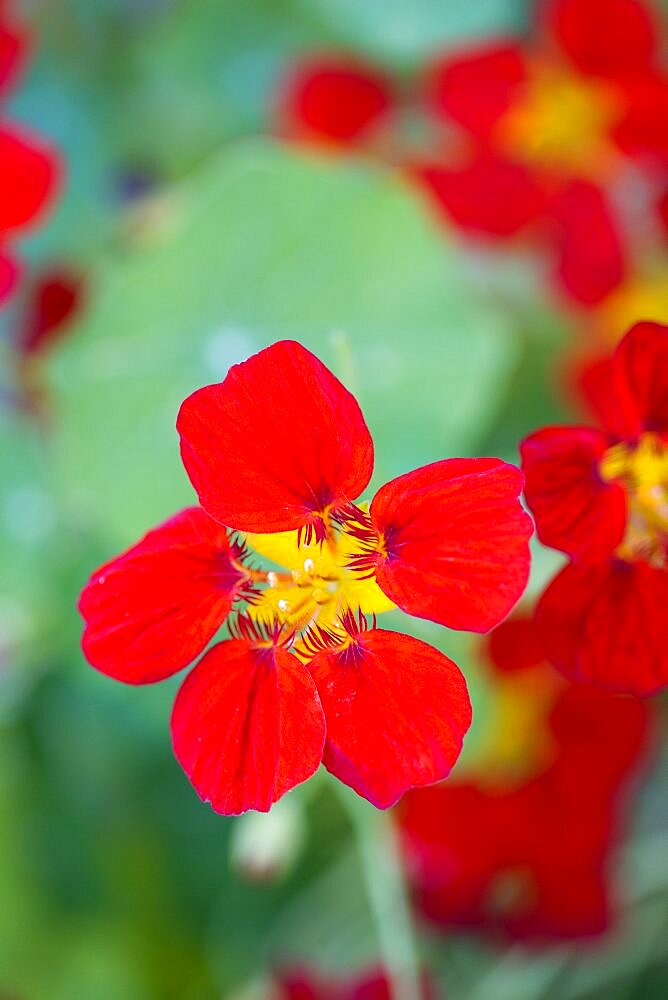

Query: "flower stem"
left=334, top=781, right=422, bottom=1000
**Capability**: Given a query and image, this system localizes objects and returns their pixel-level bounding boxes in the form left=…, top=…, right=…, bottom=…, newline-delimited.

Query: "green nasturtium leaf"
left=52, top=140, right=520, bottom=546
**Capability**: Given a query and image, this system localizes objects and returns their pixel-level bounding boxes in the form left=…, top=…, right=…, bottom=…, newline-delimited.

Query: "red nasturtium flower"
left=79, top=341, right=532, bottom=815
left=0, top=1, right=59, bottom=305
left=413, top=0, right=668, bottom=306
left=521, top=321, right=668, bottom=696
left=274, top=966, right=433, bottom=999
left=398, top=614, right=651, bottom=941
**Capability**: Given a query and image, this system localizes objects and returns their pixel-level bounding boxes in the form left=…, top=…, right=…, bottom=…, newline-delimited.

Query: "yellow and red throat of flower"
left=600, top=433, right=668, bottom=566
left=230, top=504, right=394, bottom=657
left=495, top=61, right=622, bottom=176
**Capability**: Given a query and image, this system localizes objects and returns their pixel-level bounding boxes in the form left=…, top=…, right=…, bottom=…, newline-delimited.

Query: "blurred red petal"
left=308, top=629, right=471, bottom=808
left=0, top=250, right=18, bottom=302
left=613, top=320, right=668, bottom=434
left=520, top=426, right=626, bottom=560
left=427, top=42, right=528, bottom=137
left=276, top=56, right=393, bottom=145
left=178, top=340, right=374, bottom=534
left=549, top=180, right=626, bottom=306
left=0, top=18, right=28, bottom=95
left=171, top=639, right=325, bottom=814
left=577, top=353, right=638, bottom=438
left=547, top=0, right=657, bottom=77
left=549, top=683, right=651, bottom=792
left=0, top=126, right=59, bottom=232
left=657, top=188, right=668, bottom=233
left=79, top=508, right=246, bottom=684
left=613, top=71, right=668, bottom=162
left=370, top=458, right=532, bottom=632
left=412, top=154, right=546, bottom=237
left=486, top=613, right=546, bottom=673
left=536, top=559, right=668, bottom=695
left=19, top=268, right=84, bottom=355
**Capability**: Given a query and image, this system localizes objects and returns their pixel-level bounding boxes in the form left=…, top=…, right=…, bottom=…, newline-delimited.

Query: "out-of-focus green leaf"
left=51, top=140, right=520, bottom=547
left=295, top=0, right=531, bottom=61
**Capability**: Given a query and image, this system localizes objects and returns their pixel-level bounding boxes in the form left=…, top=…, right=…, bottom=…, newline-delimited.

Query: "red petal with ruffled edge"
left=171, top=639, right=326, bottom=815
left=18, top=268, right=84, bottom=355
left=0, top=126, right=59, bottom=232
left=412, top=155, right=546, bottom=237
left=549, top=180, right=625, bottom=306
left=308, top=629, right=471, bottom=808
left=520, top=426, right=626, bottom=560
left=613, top=321, right=668, bottom=435
left=536, top=559, right=668, bottom=696
left=178, top=340, right=374, bottom=534
left=426, top=42, right=528, bottom=137
left=370, top=459, right=532, bottom=632
left=276, top=56, right=393, bottom=145
left=546, top=0, right=657, bottom=77
left=486, top=613, right=546, bottom=673
left=79, top=508, right=247, bottom=684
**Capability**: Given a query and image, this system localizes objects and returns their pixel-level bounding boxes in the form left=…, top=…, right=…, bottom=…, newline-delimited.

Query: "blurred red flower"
left=521, top=321, right=668, bottom=694
left=415, top=0, right=668, bottom=306
left=275, top=3, right=667, bottom=310
left=398, top=614, right=652, bottom=941
left=0, top=3, right=60, bottom=305
left=275, top=966, right=433, bottom=999
left=79, top=340, right=533, bottom=814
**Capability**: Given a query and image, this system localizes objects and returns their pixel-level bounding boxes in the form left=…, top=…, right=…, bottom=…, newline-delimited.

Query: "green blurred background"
left=0, top=1, right=666, bottom=997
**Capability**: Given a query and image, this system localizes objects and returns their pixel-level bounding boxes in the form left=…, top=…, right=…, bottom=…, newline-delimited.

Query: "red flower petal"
left=0, top=250, right=18, bottom=303
left=18, top=268, right=84, bottom=355
left=549, top=180, right=625, bottom=306
left=577, top=352, right=637, bottom=438
left=486, top=613, right=546, bottom=673
left=613, top=71, right=668, bottom=163
left=370, top=459, right=532, bottom=632
left=0, top=14, right=29, bottom=96
left=549, top=683, right=651, bottom=792
left=412, top=154, right=546, bottom=237
left=171, top=639, right=326, bottom=814
left=613, top=321, right=668, bottom=435
left=426, top=42, right=528, bottom=137
left=308, top=629, right=471, bottom=808
left=276, top=56, right=393, bottom=145
left=547, top=0, right=657, bottom=77
left=178, top=340, right=374, bottom=534
left=0, top=126, right=59, bottom=233
left=79, top=508, right=246, bottom=684
left=536, top=559, right=668, bottom=696
left=520, top=426, right=626, bottom=560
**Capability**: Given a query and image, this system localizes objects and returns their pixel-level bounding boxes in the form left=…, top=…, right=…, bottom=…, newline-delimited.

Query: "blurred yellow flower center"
left=598, top=276, right=668, bottom=344
left=244, top=507, right=394, bottom=648
left=600, top=434, right=668, bottom=563
left=496, top=65, right=621, bottom=174
left=457, top=662, right=559, bottom=789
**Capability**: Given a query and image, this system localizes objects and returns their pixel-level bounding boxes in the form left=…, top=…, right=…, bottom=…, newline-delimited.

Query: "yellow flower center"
left=597, top=275, right=668, bottom=344
left=496, top=63, right=622, bottom=175
left=244, top=505, right=394, bottom=655
left=599, top=433, right=668, bottom=564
